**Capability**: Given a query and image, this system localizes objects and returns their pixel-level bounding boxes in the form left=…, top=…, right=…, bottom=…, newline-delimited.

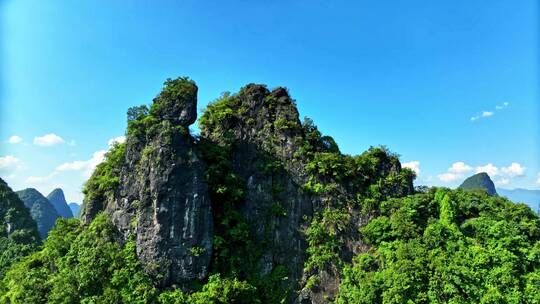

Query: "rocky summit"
left=82, top=78, right=213, bottom=289
left=458, top=172, right=497, bottom=196
left=80, top=77, right=414, bottom=302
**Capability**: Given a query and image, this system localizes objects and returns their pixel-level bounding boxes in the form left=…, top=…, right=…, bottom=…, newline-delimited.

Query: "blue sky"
left=1, top=0, right=538, bottom=203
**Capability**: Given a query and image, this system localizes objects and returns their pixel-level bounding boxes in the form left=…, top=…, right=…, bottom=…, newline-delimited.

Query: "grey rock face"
left=82, top=77, right=212, bottom=288
left=202, top=84, right=318, bottom=292
left=47, top=188, right=74, bottom=218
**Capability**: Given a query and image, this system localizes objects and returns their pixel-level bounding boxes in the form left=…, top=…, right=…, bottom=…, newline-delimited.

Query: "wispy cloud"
left=470, top=102, right=510, bottom=122
left=26, top=172, right=59, bottom=184
left=495, top=102, right=509, bottom=110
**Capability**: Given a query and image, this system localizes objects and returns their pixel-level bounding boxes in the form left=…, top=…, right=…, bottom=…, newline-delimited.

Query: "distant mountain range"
left=47, top=188, right=73, bottom=218
left=497, top=188, right=540, bottom=212
left=15, top=188, right=77, bottom=238
left=16, top=188, right=60, bottom=239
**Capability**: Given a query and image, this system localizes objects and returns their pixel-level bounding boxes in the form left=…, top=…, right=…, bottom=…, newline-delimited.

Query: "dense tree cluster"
left=337, top=189, right=540, bottom=303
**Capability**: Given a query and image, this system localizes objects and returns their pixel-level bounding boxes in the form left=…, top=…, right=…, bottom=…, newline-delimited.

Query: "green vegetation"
left=82, top=142, right=126, bottom=211
left=0, top=215, right=157, bottom=303
left=337, top=188, right=540, bottom=303
left=0, top=213, right=266, bottom=304
left=458, top=172, right=497, bottom=196
left=15, top=188, right=59, bottom=239
left=150, top=77, right=197, bottom=120
left=198, top=138, right=290, bottom=303
left=301, top=143, right=415, bottom=282
left=0, top=179, right=40, bottom=279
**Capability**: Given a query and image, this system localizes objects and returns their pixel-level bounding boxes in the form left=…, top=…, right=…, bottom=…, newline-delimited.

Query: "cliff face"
left=200, top=85, right=316, bottom=295
left=47, top=188, right=74, bottom=218
left=199, top=84, right=414, bottom=303
left=81, top=78, right=213, bottom=289
left=16, top=188, right=60, bottom=239
left=81, top=78, right=415, bottom=302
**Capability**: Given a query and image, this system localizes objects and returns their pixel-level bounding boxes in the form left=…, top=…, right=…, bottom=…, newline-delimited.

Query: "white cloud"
left=34, top=133, right=65, bottom=146
left=437, top=161, right=474, bottom=183
left=7, top=135, right=22, bottom=144
left=501, top=162, right=525, bottom=177
left=402, top=161, right=420, bottom=175
left=0, top=155, right=22, bottom=173
left=56, top=150, right=107, bottom=177
left=449, top=162, right=473, bottom=174
left=536, top=173, right=540, bottom=185
left=437, top=160, right=527, bottom=186
left=108, top=136, right=126, bottom=147
left=476, top=163, right=499, bottom=177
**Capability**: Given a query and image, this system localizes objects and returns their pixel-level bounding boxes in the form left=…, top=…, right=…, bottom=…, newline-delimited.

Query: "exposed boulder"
left=150, top=77, right=198, bottom=127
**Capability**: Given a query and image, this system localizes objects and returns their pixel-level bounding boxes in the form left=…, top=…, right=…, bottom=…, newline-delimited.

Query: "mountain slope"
left=458, top=172, right=497, bottom=196
left=0, top=178, right=40, bottom=277
left=16, top=188, right=60, bottom=238
left=47, top=188, right=73, bottom=218
left=498, top=188, right=540, bottom=211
